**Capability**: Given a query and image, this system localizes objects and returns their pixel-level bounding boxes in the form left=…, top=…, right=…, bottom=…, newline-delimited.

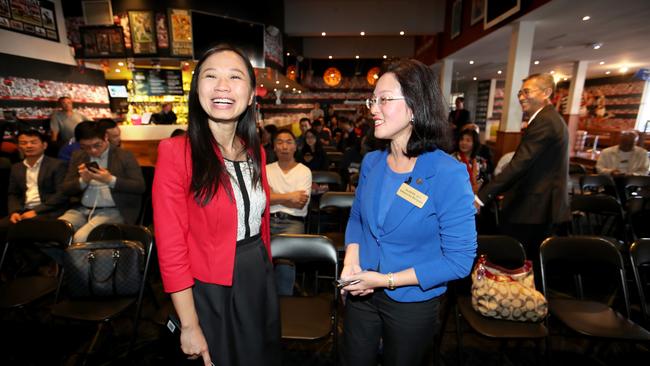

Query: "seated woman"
left=452, top=129, right=489, bottom=194
left=298, top=128, right=329, bottom=171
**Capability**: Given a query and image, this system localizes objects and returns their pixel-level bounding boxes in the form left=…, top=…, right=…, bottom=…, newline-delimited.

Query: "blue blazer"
left=345, top=149, right=477, bottom=302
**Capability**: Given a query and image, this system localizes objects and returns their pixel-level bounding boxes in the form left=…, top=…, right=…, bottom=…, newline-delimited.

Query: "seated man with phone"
left=58, top=121, right=145, bottom=242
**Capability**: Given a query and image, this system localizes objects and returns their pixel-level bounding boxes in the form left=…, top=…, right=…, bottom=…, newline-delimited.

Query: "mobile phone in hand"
left=334, top=278, right=361, bottom=288
left=86, top=161, right=100, bottom=171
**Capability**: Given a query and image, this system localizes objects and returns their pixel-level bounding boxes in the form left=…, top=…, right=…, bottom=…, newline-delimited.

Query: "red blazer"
left=153, top=136, right=271, bottom=293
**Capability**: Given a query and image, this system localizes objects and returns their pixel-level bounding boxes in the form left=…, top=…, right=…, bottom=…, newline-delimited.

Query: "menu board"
left=0, top=0, right=59, bottom=42
left=133, top=69, right=183, bottom=96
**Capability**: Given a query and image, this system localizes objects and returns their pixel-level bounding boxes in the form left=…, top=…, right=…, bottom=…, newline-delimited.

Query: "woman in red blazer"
left=153, top=45, right=280, bottom=366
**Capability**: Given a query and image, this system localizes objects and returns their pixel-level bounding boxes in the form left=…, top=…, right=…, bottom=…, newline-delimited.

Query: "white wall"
left=0, top=0, right=76, bottom=65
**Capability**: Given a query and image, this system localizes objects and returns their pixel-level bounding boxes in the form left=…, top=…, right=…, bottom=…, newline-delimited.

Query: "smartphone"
left=85, top=161, right=100, bottom=171
left=334, top=279, right=360, bottom=288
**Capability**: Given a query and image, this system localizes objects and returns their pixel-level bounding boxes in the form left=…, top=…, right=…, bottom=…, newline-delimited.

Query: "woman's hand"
left=342, top=271, right=388, bottom=296
left=180, top=324, right=212, bottom=366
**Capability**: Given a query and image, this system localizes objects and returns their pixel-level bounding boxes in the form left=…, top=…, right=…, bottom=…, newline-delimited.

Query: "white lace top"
left=224, top=159, right=266, bottom=241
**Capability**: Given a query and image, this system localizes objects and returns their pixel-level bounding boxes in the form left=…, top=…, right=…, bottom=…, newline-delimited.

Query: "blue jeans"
left=270, top=216, right=304, bottom=296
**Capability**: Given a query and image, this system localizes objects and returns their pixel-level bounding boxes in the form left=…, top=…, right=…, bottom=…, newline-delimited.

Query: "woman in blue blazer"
left=340, top=59, right=477, bottom=366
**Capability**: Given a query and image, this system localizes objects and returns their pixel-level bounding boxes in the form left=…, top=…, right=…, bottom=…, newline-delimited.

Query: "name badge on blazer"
left=396, top=183, right=428, bottom=208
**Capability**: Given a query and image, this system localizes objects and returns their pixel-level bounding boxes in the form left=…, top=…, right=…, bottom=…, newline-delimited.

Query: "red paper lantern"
left=256, top=86, right=268, bottom=97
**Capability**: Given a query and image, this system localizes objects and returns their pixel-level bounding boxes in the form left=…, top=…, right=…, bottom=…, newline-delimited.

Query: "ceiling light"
left=330, top=73, right=335, bottom=77
left=360, top=31, right=365, bottom=36
left=399, top=31, right=405, bottom=36
left=114, top=68, right=120, bottom=73
left=321, top=32, right=326, bottom=36
left=563, top=77, right=568, bottom=80
left=383, top=55, right=387, bottom=59
left=373, top=74, right=379, bottom=79
left=328, top=55, right=332, bottom=59
left=582, top=15, right=591, bottom=21
left=550, top=70, right=555, bottom=74
left=285, top=84, right=289, bottom=88
left=290, top=70, right=295, bottom=74
left=273, top=88, right=277, bottom=91
left=592, top=42, right=602, bottom=50
left=276, top=80, right=280, bottom=84
left=260, top=84, right=264, bottom=87
left=183, top=62, right=189, bottom=66
left=497, top=70, right=502, bottom=75
left=355, top=55, right=359, bottom=59
left=620, top=67, right=629, bottom=73
left=298, top=90, right=302, bottom=94
left=473, top=77, right=477, bottom=81
left=117, top=62, right=124, bottom=66
left=599, top=61, right=605, bottom=65
left=534, top=60, right=540, bottom=65
left=286, top=52, right=290, bottom=56
left=469, top=60, right=474, bottom=64
left=292, top=88, right=296, bottom=91
left=605, top=71, right=611, bottom=75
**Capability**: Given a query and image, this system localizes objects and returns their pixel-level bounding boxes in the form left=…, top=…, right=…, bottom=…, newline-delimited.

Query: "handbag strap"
left=87, top=249, right=120, bottom=296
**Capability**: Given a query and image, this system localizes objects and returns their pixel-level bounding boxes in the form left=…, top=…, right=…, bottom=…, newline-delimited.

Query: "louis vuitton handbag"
left=471, top=255, right=548, bottom=322
left=64, top=240, right=144, bottom=298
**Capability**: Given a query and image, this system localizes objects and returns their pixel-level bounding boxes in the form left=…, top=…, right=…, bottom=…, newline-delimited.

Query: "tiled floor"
left=2, top=279, right=649, bottom=365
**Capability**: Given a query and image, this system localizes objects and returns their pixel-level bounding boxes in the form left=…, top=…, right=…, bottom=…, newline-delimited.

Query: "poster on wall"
left=155, top=12, right=169, bottom=49
left=470, top=0, right=485, bottom=26
left=79, top=26, right=125, bottom=58
left=0, top=0, right=59, bottom=42
left=168, top=8, right=192, bottom=57
left=450, top=0, right=462, bottom=39
left=128, top=10, right=157, bottom=55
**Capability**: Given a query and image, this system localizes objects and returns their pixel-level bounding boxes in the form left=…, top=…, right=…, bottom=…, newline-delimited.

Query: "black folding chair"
left=629, top=239, right=650, bottom=327
left=580, top=174, right=621, bottom=202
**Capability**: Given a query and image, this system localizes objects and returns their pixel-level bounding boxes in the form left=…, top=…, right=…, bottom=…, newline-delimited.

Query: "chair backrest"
left=326, top=151, right=343, bottom=163
left=569, top=163, right=587, bottom=175
left=629, top=239, right=650, bottom=324
left=540, top=236, right=630, bottom=316
left=87, top=223, right=153, bottom=255
left=580, top=174, right=619, bottom=200
left=476, top=235, right=526, bottom=269
left=569, top=194, right=626, bottom=239
left=7, top=219, right=74, bottom=248
left=271, top=234, right=337, bottom=266
left=570, top=194, right=623, bottom=216
left=623, top=175, right=650, bottom=199
left=318, top=191, right=355, bottom=210
left=312, top=170, right=342, bottom=187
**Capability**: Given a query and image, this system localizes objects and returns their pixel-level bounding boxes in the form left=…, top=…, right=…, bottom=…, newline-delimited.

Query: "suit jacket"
left=478, top=105, right=570, bottom=224
left=345, top=149, right=477, bottom=302
left=62, top=146, right=145, bottom=224
left=152, top=137, right=272, bottom=293
left=7, top=156, right=68, bottom=216
left=448, top=109, right=471, bottom=130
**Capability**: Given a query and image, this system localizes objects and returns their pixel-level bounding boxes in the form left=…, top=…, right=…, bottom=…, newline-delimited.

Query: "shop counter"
left=119, top=125, right=187, bottom=166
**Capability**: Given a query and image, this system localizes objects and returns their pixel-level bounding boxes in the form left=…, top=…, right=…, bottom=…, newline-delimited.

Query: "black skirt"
left=192, top=234, right=281, bottom=365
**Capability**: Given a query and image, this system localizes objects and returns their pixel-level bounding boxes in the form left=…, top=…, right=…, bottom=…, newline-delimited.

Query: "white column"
left=439, top=58, right=454, bottom=104
left=567, top=61, right=589, bottom=115
left=501, top=21, right=536, bottom=132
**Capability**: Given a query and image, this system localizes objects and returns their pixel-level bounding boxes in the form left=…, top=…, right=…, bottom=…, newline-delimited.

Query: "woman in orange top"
left=153, top=45, right=279, bottom=366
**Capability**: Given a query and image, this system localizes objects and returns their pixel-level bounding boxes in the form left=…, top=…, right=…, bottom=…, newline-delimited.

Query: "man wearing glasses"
left=477, top=73, right=570, bottom=275
left=58, top=121, right=145, bottom=242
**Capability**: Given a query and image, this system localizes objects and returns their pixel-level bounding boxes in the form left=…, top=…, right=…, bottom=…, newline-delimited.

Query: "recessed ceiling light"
left=117, top=62, right=124, bottom=66
left=286, top=52, right=290, bottom=56
left=285, top=84, right=289, bottom=88
left=593, top=43, right=602, bottom=50
left=497, top=70, right=502, bottom=75
left=550, top=70, right=555, bottom=74
left=276, top=80, right=280, bottom=84
left=114, top=69, right=120, bottom=73
left=383, top=55, right=387, bottom=59
left=599, top=61, right=605, bottom=65
left=399, top=31, right=405, bottom=36
left=563, top=77, right=568, bottom=80
left=273, top=88, right=277, bottom=91
left=582, top=15, right=591, bottom=21
left=534, top=60, right=540, bottom=65
left=360, top=31, right=365, bottom=36
left=292, top=88, right=296, bottom=91
left=328, top=55, right=332, bottom=59
left=620, top=67, right=629, bottom=73
left=605, top=71, right=611, bottom=74
left=473, top=77, right=477, bottom=81
left=355, top=55, right=359, bottom=59
left=298, top=90, right=302, bottom=94
left=469, top=60, right=474, bottom=64
left=260, top=84, right=264, bottom=87
left=321, top=32, right=326, bottom=36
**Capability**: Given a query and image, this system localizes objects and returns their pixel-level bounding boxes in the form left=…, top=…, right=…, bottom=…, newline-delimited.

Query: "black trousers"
left=343, top=290, right=441, bottom=366
left=192, top=235, right=281, bottom=366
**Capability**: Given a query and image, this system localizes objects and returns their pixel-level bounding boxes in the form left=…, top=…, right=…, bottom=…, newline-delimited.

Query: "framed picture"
left=128, top=10, right=157, bottom=55
left=484, top=0, right=520, bottom=30
left=470, top=0, right=485, bottom=26
left=155, top=12, right=169, bottom=49
left=450, top=0, right=462, bottom=39
left=168, top=8, right=192, bottom=57
left=79, top=26, right=125, bottom=58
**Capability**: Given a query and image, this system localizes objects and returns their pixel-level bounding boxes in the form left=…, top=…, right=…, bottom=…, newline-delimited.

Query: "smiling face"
left=458, top=133, right=474, bottom=154
left=370, top=72, right=413, bottom=141
left=518, top=78, right=549, bottom=115
left=197, top=50, right=255, bottom=124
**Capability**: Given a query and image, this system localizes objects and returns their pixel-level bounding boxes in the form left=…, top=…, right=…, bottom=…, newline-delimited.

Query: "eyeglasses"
left=79, top=141, right=105, bottom=151
left=517, top=88, right=541, bottom=97
left=365, top=96, right=406, bottom=110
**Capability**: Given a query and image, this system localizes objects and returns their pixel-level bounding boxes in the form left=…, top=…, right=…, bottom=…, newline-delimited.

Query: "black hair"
left=311, top=120, right=322, bottom=128
left=187, top=44, right=261, bottom=206
left=456, top=97, right=464, bottom=103
left=274, top=128, right=296, bottom=142
left=75, top=121, right=104, bottom=141
left=301, top=128, right=324, bottom=154
left=380, top=58, right=452, bottom=155
left=17, top=129, right=47, bottom=143
left=96, top=118, right=117, bottom=136
left=264, top=124, right=278, bottom=136
left=456, top=129, right=480, bottom=158
left=299, top=117, right=311, bottom=124
left=170, top=129, right=186, bottom=137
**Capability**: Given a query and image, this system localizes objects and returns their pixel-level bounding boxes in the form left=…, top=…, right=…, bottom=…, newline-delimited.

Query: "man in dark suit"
left=58, top=121, right=145, bottom=242
left=477, top=73, right=570, bottom=263
left=2, top=130, right=67, bottom=230
left=448, top=97, right=471, bottom=132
